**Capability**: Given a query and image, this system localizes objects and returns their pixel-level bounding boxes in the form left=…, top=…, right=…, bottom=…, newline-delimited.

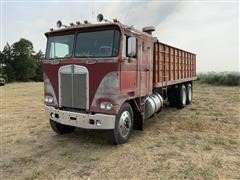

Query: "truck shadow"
left=52, top=104, right=176, bottom=146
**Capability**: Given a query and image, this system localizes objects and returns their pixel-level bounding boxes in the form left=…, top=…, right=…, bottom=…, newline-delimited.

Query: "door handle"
left=145, top=68, right=150, bottom=72
left=86, top=60, right=96, bottom=64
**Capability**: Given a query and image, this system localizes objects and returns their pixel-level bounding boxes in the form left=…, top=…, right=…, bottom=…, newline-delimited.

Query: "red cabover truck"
left=43, top=14, right=197, bottom=144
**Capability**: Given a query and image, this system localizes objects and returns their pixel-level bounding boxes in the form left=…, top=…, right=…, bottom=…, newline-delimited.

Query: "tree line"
left=197, top=72, right=240, bottom=86
left=0, top=38, right=43, bottom=82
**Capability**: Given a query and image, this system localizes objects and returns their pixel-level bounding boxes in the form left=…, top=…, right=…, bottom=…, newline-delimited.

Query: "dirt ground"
left=0, top=82, right=239, bottom=180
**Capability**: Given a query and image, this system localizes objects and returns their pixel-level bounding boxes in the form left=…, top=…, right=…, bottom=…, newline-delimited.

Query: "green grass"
left=229, top=139, right=237, bottom=145
left=211, top=155, right=223, bottom=168
left=208, top=137, right=225, bottom=145
left=204, top=144, right=213, bottom=151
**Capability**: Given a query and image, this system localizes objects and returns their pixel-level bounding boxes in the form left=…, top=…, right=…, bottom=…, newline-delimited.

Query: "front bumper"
left=45, top=106, right=116, bottom=129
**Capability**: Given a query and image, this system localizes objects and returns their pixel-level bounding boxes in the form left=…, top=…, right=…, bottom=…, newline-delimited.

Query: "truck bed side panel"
left=153, top=42, right=196, bottom=87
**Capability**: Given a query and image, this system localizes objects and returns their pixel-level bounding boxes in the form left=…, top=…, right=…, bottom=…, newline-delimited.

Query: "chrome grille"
left=73, top=73, right=87, bottom=109
left=59, top=65, right=88, bottom=110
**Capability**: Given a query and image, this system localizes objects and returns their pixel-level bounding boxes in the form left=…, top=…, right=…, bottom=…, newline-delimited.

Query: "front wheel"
left=50, top=119, right=76, bottom=134
left=109, top=102, right=133, bottom=145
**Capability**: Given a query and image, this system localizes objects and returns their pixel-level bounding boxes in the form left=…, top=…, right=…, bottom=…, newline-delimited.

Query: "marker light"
left=56, top=20, right=62, bottom=28
left=97, top=14, right=103, bottom=22
left=96, top=120, right=102, bottom=127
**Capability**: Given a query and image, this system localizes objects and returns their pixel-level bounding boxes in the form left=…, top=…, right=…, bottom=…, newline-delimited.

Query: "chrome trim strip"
left=45, top=106, right=116, bottom=130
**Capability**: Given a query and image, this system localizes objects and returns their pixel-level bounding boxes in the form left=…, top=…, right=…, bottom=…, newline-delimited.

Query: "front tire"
left=50, top=119, right=76, bottom=134
left=109, top=102, right=133, bottom=145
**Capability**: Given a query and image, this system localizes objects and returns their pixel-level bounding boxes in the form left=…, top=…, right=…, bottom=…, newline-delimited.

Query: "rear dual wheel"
left=176, top=85, right=187, bottom=109
left=186, top=84, right=192, bottom=105
left=172, top=83, right=192, bottom=109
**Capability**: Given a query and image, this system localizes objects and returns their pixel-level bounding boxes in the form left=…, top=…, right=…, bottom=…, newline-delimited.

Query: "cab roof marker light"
left=56, top=20, right=67, bottom=28
left=76, top=21, right=81, bottom=25
left=113, top=18, right=118, bottom=23
left=97, top=13, right=111, bottom=23
left=69, top=22, right=74, bottom=26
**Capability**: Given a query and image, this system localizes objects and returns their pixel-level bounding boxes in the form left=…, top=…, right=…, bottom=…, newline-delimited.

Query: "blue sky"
left=0, top=0, right=239, bottom=72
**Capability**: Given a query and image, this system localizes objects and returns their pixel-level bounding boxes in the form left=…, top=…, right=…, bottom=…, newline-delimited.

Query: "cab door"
left=120, top=35, right=138, bottom=94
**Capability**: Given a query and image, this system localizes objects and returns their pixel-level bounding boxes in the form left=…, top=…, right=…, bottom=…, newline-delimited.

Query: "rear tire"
left=176, top=84, right=187, bottom=109
left=109, top=102, right=133, bottom=145
left=50, top=119, right=76, bottom=134
left=186, top=83, right=192, bottom=105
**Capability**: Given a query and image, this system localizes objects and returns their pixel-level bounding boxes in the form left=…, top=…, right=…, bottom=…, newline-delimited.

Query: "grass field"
left=0, top=82, right=239, bottom=180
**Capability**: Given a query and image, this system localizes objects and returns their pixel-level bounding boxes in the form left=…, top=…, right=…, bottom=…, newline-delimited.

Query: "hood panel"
left=43, top=61, right=119, bottom=110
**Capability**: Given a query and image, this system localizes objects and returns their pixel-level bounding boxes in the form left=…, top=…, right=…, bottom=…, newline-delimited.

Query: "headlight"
left=44, top=73, right=58, bottom=106
left=45, top=95, right=54, bottom=104
left=100, top=102, right=113, bottom=110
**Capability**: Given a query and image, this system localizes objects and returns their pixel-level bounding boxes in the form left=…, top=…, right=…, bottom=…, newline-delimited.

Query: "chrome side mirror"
left=127, top=37, right=137, bottom=58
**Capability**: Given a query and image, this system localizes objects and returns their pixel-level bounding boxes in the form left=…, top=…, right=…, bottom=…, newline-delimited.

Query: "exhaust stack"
left=142, top=26, right=155, bottom=35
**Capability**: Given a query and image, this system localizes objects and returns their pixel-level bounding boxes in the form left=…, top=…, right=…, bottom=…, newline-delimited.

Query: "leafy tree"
left=11, top=38, right=37, bottom=81
left=1, top=43, right=15, bottom=82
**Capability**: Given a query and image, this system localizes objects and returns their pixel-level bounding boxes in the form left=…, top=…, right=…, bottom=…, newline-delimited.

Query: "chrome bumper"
left=45, top=106, right=116, bottom=129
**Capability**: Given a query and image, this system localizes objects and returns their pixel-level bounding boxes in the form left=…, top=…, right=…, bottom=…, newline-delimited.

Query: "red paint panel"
left=120, top=71, right=137, bottom=90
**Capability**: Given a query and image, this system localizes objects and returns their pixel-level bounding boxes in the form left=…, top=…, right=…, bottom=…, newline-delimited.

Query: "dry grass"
left=0, top=82, right=239, bottom=179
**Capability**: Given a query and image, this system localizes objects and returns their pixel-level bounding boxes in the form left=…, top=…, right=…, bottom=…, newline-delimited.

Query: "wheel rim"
left=182, top=87, right=186, bottom=105
left=119, top=111, right=132, bottom=138
left=188, top=87, right=192, bottom=102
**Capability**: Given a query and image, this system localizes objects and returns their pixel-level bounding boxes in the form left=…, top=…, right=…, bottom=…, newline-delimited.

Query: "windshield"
left=45, top=29, right=120, bottom=59
left=75, top=29, right=120, bottom=58
left=45, top=34, right=74, bottom=59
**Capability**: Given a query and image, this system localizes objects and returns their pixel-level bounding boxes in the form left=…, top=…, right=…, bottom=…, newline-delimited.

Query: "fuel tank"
left=144, top=93, right=163, bottom=119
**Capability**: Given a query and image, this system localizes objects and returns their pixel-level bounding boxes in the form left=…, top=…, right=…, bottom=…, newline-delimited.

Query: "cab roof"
left=45, top=23, right=122, bottom=36
left=45, top=22, right=153, bottom=39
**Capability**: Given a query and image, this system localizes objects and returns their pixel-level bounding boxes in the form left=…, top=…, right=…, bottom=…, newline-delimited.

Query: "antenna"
left=91, top=7, right=94, bottom=22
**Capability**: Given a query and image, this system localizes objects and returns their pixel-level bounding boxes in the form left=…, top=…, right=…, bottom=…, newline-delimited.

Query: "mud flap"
left=133, top=110, right=144, bottom=131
